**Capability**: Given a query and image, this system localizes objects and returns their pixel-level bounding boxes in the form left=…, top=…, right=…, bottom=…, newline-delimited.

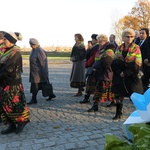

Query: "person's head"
left=87, top=40, right=92, bottom=49
left=4, top=32, right=22, bottom=48
left=122, top=28, right=135, bottom=44
left=29, top=38, right=39, bottom=49
left=109, top=34, right=116, bottom=43
left=139, top=28, right=149, bottom=40
left=91, top=34, right=98, bottom=45
left=134, top=30, right=140, bottom=39
left=74, top=33, right=84, bottom=43
left=97, top=34, right=108, bottom=46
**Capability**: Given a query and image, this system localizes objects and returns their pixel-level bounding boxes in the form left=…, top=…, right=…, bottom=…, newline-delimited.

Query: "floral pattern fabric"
left=0, top=45, right=30, bottom=125
left=0, top=84, right=29, bottom=125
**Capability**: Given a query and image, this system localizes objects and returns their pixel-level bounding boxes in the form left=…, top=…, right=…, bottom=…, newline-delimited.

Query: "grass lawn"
left=22, top=51, right=71, bottom=60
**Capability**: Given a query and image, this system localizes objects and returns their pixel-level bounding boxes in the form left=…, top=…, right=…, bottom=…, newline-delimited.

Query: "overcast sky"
left=1, top=0, right=138, bottom=48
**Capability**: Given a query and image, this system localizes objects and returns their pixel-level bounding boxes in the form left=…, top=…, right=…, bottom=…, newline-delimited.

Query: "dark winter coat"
left=29, top=46, right=48, bottom=83
left=70, top=44, right=86, bottom=62
left=0, top=46, right=22, bottom=86
left=70, top=43, right=86, bottom=85
left=92, top=42, right=115, bottom=82
left=111, top=43, right=143, bottom=97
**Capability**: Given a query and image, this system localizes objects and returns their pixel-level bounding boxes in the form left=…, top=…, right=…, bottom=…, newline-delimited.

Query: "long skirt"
left=0, top=86, right=2, bottom=117
left=70, top=60, right=85, bottom=88
left=93, top=80, right=114, bottom=102
left=0, top=84, right=30, bottom=125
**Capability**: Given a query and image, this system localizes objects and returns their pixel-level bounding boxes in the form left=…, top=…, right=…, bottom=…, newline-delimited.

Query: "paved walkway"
left=0, top=62, right=135, bottom=150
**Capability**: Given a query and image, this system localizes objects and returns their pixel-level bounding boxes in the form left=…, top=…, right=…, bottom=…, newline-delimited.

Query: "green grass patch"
left=21, top=51, right=71, bottom=60
left=48, top=57, right=69, bottom=60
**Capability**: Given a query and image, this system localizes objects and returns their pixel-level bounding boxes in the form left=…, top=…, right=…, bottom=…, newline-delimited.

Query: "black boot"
left=15, top=122, right=28, bottom=134
left=27, top=93, right=37, bottom=105
left=87, top=102, right=98, bottom=112
left=46, top=94, right=56, bottom=101
left=113, top=101, right=123, bottom=120
left=0, top=117, right=2, bottom=123
left=80, top=95, right=90, bottom=104
left=27, top=99, right=37, bottom=105
left=1, top=122, right=16, bottom=134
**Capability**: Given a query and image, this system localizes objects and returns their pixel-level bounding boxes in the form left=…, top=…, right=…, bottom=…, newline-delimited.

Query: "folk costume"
left=88, top=42, right=115, bottom=112
left=80, top=42, right=99, bottom=103
left=0, top=42, right=6, bottom=123
left=111, top=42, right=143, bottom=119
left=0, top=32, right=30, bottom=134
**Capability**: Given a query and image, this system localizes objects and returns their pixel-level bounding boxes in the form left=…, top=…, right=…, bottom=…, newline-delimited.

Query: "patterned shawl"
left=0, top=45, right=20, bottom=64
left=115, top=43, right=142, bottom=66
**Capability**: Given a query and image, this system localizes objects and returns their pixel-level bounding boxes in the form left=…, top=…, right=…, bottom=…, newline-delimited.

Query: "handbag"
left=42, top=80, right=54, bottom=97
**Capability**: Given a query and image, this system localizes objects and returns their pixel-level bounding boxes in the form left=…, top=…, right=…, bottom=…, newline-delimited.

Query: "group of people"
left=0, top=31, right=56, bottom=135
left=0, top=28, right=149, bottom=134
left=70, top=28, right=150, bottom=120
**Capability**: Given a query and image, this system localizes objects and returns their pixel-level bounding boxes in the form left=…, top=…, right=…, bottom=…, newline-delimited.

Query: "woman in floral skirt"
left=0, top=32, right=30, bottom=134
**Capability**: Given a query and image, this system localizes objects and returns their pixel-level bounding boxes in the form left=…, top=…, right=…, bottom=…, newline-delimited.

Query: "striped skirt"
left=93, top=80, right=114, bottom=102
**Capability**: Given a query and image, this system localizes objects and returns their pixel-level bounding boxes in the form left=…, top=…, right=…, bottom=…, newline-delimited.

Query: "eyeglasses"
left=126, top=36, right=134, bottom=38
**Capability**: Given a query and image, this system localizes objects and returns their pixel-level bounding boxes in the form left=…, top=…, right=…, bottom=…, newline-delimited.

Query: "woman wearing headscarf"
left=0, top=31, right=6, bottom=123
left=70, top=33, right=86, bottom=96
left=111, top=28, right=143, bottom=120
left=27, top=38, right=56, bottom=105
left=87, top=34, right=115, bottom=112
left=0, top=32, right=30, bottom=134
left=80, top=34, right=99, bottom=103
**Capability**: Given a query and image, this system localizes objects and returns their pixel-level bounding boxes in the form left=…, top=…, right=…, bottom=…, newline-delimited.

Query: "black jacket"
left=111, top=59, right=143, bottom=97
left=0, top=46, right=22, bottom=86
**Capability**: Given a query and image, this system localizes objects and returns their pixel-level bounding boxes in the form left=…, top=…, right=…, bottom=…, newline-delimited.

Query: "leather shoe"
left=46, top=94, right=56, bottom=101
left=27, top=100, right=37, bottom=105
left=15, top=122, right=28, bottom=134
left=87, top=102, right=98, bottom=112
left=1, top=124, right=16, bottom=134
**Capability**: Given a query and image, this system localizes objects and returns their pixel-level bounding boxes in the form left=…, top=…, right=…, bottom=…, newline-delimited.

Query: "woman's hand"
left=144, top=59, right=149, bottom=64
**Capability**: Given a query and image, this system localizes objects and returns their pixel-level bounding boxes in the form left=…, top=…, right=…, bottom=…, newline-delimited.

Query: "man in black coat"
left=136, top=28, right=150, bottom=91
